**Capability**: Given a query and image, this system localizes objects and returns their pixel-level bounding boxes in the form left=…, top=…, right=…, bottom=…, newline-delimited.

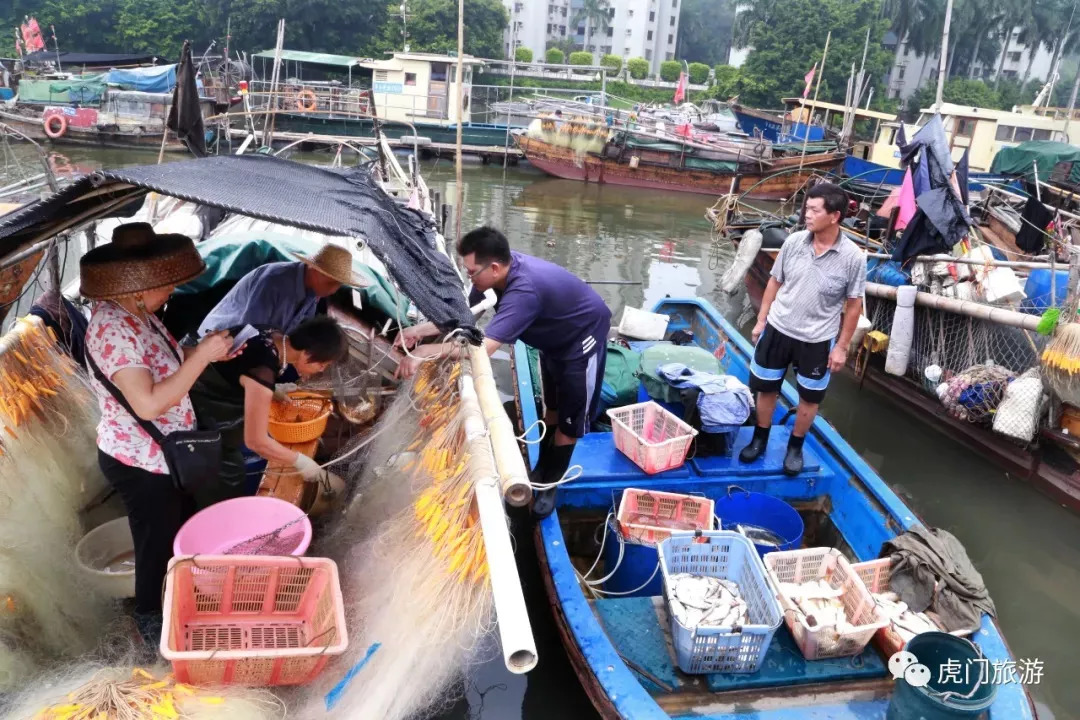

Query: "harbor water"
left=2, top=146, right=1078, bottom=719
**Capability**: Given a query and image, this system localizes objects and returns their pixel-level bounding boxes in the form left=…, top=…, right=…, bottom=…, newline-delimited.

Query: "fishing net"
left=294, top=351, right=501, bottom=720
left=866, top=296, right=1047, bottom=442
left=220, top=517, right=308, bottom=556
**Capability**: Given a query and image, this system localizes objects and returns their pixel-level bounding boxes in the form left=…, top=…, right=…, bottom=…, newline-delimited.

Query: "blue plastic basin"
left=713, top=488, right=804, bottom=556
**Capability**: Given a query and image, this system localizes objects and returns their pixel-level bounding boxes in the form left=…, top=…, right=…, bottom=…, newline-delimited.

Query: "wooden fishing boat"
left=514, top=133, right=845, bottom=199
left=512, top=296, right=1036, bottom=720
left=0, top=106, right=190, bottom=152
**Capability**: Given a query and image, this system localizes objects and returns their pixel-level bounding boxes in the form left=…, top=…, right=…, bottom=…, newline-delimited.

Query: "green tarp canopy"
left=173, top=232, right=410, bottom=323
left=18, top=74, right=107, bottom=105
left=990, top=141, right=1080, bottom=183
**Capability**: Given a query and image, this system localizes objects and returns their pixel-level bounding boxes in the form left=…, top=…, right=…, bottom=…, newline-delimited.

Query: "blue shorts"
left=539, top=343, right=607, bottom=439
left=748, top=323, right=832, bottom=404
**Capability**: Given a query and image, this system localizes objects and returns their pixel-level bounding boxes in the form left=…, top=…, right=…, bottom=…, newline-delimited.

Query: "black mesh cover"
left=0, top=154, right=478, bottom=341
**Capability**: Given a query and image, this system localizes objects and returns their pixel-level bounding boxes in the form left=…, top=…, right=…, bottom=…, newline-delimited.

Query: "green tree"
left=627, top=57, right=649, bottom=79
left=545, top=47, right=565, bottom=64
left=677, top=0, right=734, bottom=66
left=732, top=0, right=781, bottom=51
left=569, top=50, right=592, bottom=66
left=600, top=53, right=622, bottom=73
left=515, top=47, right=533, bottom=62
left=713, top=64, right=740, bottom=98
left=881, top=0, right=942, bottom=75
left=571, top=0, right=611, bottom=61
left=907, top=77, right=1006, bottom=113
left=660, top=60, right=681, bottom=82
left=378, top=0, right=507, bottom=58
left=736, top=0, right=892, bottom=108
left=688, top=62, right=709, bottom=84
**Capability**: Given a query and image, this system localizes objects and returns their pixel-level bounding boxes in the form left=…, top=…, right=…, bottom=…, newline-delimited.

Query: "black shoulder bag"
left=86, top=326, right=222, bottom=495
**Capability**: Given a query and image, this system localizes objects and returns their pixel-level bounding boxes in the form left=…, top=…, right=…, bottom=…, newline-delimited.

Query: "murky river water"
left=3, top=145, right=1078, bottom=719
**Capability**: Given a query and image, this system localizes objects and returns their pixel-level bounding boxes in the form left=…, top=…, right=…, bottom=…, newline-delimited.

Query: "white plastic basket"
left=764, top=547, right=887, bottom=660
left=658, top=531, right=783, bottom=674
left=617, top=306, right=670, bottom=340
left=616, top=488, right=715, bottom=546
left=607, top=401, right=697, bottom=474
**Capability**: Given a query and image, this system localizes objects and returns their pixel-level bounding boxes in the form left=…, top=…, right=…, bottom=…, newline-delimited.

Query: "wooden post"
left=454, top=0, right=465, bottom=243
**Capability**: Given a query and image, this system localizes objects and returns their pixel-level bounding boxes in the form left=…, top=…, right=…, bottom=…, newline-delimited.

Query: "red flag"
left=21, top=17, right=45, bottom=53
left=673, top=71, right=687, bottom=104
left=803, top=63, right=817, bottom=98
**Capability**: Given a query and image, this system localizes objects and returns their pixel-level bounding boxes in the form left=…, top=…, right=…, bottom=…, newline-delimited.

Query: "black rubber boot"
left=783, top=435, right=805, bottom=476
left=532, top=443, right=575, bottom=519
left=738, top=425, right=771, bottom=464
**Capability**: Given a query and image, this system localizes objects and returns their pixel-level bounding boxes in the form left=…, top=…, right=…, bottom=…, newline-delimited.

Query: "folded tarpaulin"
left=0, top=154, right=479, bottom=342
left=105, top=64, right=177, bottom=94
left=881, top=525, right=995, bottom=633
left=1016, top=195, right=1054, bottom=254
left=990, top=140, right=1080, bottom=183
left=656, top=362, right=752, bottom=433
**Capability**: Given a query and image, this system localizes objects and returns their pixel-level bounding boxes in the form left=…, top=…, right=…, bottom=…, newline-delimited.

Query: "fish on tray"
left=779, top=579, right=852, bottom=631
left=667, top=574, right=750, bottom=629
left=873, top=590, right=940, bottom=641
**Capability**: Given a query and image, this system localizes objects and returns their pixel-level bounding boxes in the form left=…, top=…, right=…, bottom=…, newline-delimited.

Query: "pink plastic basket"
left=616, top=488, right=715, bottom=546
left=763, top=547, right=887, bottom=660
left=161, top=555, right=348, bottom=686
left=607, top=401, right=697, bottom=474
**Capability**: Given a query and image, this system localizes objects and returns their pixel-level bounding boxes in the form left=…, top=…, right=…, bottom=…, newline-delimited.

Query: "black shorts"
left=539, top=343, right=607, bottom=439
left=749, top=323, right=832, bottom=404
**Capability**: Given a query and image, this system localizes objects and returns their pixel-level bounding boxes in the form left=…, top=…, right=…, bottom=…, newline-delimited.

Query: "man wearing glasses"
left=396, top=226, right=611, bottom=516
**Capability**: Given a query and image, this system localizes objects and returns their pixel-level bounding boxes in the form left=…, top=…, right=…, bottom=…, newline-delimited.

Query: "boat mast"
left=798, top=31, right=830, bottom=172
left=934, top=0, right=953, bottom=109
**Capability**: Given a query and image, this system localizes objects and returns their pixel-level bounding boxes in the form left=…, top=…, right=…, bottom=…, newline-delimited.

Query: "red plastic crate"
left=616, top=488, right=715, bottom=546
left=161, top=555, right=348, bottom=686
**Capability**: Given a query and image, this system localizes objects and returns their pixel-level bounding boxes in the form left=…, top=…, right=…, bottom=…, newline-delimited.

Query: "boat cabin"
left=250, top=49, right=482, bottom=127
left=781, top=97, right=896, bottom=148
left=868, top=102, right=1072, bottom=172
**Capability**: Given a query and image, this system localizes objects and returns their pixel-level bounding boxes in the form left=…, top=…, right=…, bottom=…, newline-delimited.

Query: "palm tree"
left=882, top=0, right=941, bottom=75
left=572, top=0, right=611, bottom=62
left=958, top=0, right=1006, bottom=79
left=731, top=0, right=780, bottom=50
left=1017, top=0, right=1055, bottom=90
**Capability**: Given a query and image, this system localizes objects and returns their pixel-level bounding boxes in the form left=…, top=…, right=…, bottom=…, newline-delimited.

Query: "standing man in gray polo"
left=738, top=182, right=866, bottom=475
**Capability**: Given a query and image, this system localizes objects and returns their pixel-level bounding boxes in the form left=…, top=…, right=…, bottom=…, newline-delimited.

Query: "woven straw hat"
left=290, top=244, right=371, bottom=288
left=79, top=223, right=206, bottom=300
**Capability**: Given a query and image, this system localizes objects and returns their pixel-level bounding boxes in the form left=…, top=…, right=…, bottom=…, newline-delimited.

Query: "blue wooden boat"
left=513, top=296, right=1036, bottom=720
left=842, top=155, right=1017, bottom=193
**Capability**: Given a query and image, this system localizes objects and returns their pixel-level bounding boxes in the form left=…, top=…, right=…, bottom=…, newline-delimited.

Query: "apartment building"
left=503, top=0, right=681, bottom=76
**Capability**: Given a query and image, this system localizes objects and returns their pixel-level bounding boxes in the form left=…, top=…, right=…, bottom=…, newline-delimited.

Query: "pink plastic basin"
left=173, top=496, right=312, bottom=557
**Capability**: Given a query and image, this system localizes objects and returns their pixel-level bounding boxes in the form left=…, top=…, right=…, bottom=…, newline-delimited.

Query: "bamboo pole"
left=866, top=282, right=1041, bottom=330
left=799, top=31, right=830, bottom=172
left=458, top=373, right=538, bottom=674
left=454, top=0, right=465, bottom=243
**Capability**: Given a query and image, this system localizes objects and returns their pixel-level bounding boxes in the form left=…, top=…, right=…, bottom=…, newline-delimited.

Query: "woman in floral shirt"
left=81, top=223, right=236, bottom=643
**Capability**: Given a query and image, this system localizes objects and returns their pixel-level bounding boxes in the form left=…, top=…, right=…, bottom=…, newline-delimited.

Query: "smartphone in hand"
left=229, top=324, right=260, bottom=355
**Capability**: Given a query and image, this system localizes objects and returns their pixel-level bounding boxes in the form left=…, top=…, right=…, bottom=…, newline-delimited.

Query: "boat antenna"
left=454, top=0, right=465, bottom=242
left=798, top=30, right=830, bottom=172
left=49, top=24, right=61, bottom=72
left=933, top=0, right=953, bottom=110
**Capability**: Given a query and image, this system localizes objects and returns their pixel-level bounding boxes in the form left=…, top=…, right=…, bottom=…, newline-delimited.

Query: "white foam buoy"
left=885, top=285, right=917, bottom=376
left=721, top=229, right=763, bottom=295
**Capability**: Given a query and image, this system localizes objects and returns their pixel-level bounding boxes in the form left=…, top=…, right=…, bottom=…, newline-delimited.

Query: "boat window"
left=1033, top=128, right=1052, bottom=141
left=431, top=63, right=448, bottom=82
left=405, top=72, right=417, bottom=86
left=374, top=70, right=389, bottom=82
left=449, top=66, right=456, bottom=83
left=954, top=118, right=975, bottom=137
left=996, top=125, right=1013, bottom=141
left=885, top=127, right=897, bottom=145
left=917, top=113, right=928, bottom=125
left=1014, top=126, right=1034, bottom=142
left=465, top=67, right=473, bottom=84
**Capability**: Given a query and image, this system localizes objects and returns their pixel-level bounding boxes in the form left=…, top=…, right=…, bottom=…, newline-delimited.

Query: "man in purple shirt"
left=397, top=226, right=611, bottom=515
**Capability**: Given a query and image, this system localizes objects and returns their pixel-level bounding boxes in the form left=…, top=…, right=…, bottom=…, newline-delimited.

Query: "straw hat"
left=79, top=223, right=206, bottom=300
left=290, top=244, right=371, bottom=288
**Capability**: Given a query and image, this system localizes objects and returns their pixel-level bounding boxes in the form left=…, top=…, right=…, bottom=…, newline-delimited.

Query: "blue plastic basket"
left=713, top=486, right=804, bottom=557
left=658, top=531, right=783, bottom=674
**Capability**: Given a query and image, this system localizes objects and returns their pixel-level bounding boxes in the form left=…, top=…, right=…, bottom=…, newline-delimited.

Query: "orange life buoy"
left=43, top=113, right=67, bottom=139
left=295, top=90, right=317, bottom=112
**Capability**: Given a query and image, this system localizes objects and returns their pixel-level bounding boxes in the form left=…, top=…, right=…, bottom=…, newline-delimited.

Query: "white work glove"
left=273, top=382, right=299, bottom=402
left=293, top=453, right=325, bottom=482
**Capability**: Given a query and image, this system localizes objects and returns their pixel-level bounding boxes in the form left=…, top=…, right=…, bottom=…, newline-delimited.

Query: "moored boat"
left=514, top=296, right=1036, bottom=719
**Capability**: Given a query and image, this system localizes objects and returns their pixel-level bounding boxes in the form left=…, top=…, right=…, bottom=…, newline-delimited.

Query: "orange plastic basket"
left=161, top=555, right=348, bottom=686
left=616, top=488, right=715, bottom=546
left=268, top=392, right=332, bottom=444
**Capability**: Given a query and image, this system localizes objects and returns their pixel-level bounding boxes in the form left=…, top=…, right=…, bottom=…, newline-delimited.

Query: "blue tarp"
left=105, top=64, right=176, bottom=93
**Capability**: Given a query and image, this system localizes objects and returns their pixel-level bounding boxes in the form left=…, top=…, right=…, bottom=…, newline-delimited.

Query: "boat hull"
left=521, top=296, right=1037, bottom=720
left=266, top=111, right=515, bottom=147
left=515, top=135, right=845, bottom=199
left=0, top=108, right=187, bottom=153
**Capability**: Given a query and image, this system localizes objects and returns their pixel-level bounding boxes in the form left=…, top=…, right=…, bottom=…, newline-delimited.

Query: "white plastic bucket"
left=75, top=517, right=136, bottom=599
